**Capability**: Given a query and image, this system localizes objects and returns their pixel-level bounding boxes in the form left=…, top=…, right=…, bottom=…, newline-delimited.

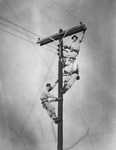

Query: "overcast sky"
left=0, top=0, right=116, bottom=150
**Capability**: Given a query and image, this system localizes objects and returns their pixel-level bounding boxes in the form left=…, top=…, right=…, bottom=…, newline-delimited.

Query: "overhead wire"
left=0, top=17, right=58, bottom=52
left=0, top=27, right=35, bottom=44
left=0, top=15, right=65, bottom=39
left=0, top=13, right=78, bottom=54
left=0, top=16, right=39, bottom=37
left=0, top=17, right=60, bottom=51
left=0, top=9, right=78, bottom=50
left=0, top=27, right=57, bottom=54
left=0, top=16, right=65, bottom=51
left=0, top=21, right=37, bottom=40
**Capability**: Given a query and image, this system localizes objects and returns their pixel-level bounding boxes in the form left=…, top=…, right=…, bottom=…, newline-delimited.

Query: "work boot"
left=53, top=118, right=61, bottom=124
left=56, top=98, right=61, bottom=101
left=61, top=87, right=67, bottom=94
left=76, top=75, right=80, bottom=80
left=55, top=118, right=61, bottom=124
left=64, top=70, right=69, bottom=75
left=62, top=60, right=67, bottom=68
left=57, top=48, right=59, bottom=55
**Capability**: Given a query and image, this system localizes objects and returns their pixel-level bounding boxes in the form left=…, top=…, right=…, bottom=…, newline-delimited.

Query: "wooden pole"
left=57, top=29, right=63, bottom=150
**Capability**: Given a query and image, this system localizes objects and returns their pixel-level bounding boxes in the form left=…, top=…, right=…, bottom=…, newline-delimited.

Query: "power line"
left=0, top=17, right=58, bottom=50
left=0, top=27, right=35, bottom=44
left=0, top=12, right=78, bottom=53
left=0, top=16, right=76, bottom=50
left=0, top=27, right=57, bottom=54
left=0, top=16, right=39, bottom=37
left=0, top=21, right=37, bottom=40
left=0, top=19, right=58, bottom=52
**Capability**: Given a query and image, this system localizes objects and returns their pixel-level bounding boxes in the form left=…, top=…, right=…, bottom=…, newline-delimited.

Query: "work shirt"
left=64, top=62, right=74, bottom=75
left=40, top=88, right=55, bottom=100
left=64, top=40, right=81, bottom=60
left=67, top=73, right=78, bottom=87
left=70, top=40, right=80, bottom=52
left=64, top=61, right=78, bottom=75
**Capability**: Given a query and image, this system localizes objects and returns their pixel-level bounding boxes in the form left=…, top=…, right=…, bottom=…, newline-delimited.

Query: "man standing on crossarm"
left=40, top=80, right=61, bottom=124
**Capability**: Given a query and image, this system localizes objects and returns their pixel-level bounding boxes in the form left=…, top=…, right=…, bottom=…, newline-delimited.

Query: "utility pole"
left=37, top=23, right=87, bottom=150
left=58, top=29, right=63, bottom=150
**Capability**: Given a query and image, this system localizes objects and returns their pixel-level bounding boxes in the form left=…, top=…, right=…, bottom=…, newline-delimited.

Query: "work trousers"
left=41, top=100, right=57, bottom=121
left=63, top=73, right=78, bottom=92
left=64, top=50, right=79, bottom=60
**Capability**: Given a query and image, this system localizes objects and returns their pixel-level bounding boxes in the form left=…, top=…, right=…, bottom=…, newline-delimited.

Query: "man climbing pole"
left=63, top=29, right=85, bottom=65
left=62, top=63, right=80, bottom=94
left=40, top=80, right=61, bottom=124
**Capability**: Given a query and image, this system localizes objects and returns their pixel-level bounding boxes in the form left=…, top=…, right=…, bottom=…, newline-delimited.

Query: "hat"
left=46, top=83, right=51, bottom=87
left=71, top=35, right=78, bottom=40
